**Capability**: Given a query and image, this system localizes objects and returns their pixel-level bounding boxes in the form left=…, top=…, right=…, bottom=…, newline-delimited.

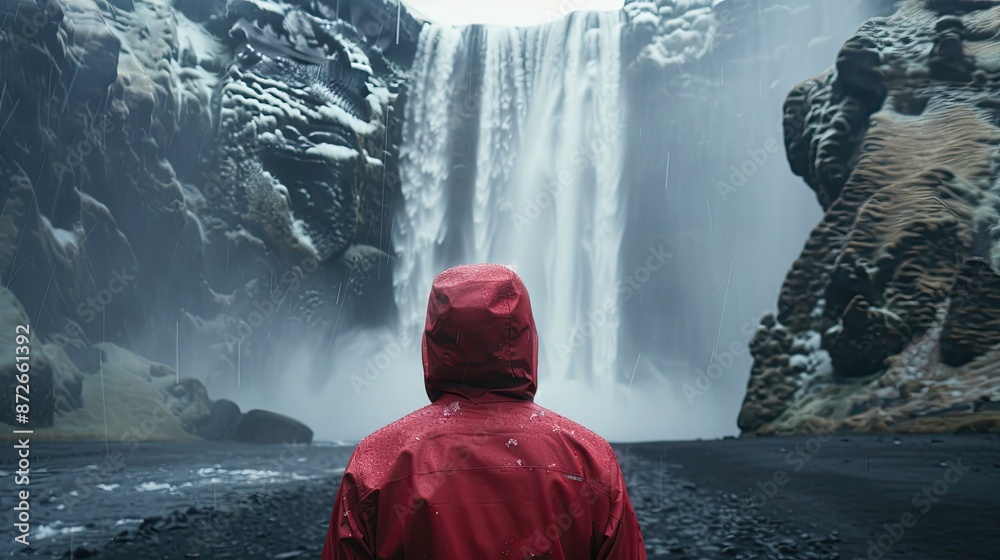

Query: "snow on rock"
left=217, top=1, right=401, bottom=262
left=1, top=0, right=407, bottom=441
left=624, top=0, right=717, bottom=68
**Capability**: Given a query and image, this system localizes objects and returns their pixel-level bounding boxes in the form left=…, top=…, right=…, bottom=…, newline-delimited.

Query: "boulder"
left=200, top=398, right=243, bottom=441
left=232, top=409, right=313, bottom=444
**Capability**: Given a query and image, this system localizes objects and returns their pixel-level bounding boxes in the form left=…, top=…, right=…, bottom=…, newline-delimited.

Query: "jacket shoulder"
left=346, top=405, right=438, bottom=486
left=534, top=406, right=623, bottom=475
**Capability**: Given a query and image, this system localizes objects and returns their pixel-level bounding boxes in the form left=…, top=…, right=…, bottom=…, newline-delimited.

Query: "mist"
left=229, top=1, right=888, bottom=443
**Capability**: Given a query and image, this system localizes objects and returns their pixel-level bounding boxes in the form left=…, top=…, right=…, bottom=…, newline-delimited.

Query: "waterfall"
left=394, top=12, right=626, bottom=385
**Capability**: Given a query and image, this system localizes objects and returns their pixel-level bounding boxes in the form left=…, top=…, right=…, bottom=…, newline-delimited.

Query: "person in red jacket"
left=321, top=263, right=646, bottom=559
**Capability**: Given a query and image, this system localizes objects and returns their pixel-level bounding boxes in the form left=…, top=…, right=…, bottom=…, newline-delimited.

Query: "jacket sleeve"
left=321, top=469, right=377, bottom=560
left=595, top=459, right=647, bottom=559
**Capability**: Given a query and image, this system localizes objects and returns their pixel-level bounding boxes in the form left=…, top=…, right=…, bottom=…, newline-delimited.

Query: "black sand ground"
left=4, top=434, right=997, bottom=559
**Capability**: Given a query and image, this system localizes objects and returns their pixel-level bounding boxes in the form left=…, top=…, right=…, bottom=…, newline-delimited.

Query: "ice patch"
left=631, top=12, right=659, bottom=26
left=196, top=467, right=283, bottom=482
left=306, top=143, right=359, bottom=161
left=810, top=298, right=826, bottom=318
left=316, top=440, right=357, bottom=447
left=35, top=522, right=86, bottom=541
left=442, top=401, right=461, bottom=416
left=40, top=215, right=78, bottom=251
left=627, top=0, right=716, bottom=67
left=506, top=438, right=518, bottom=448
left=795, top=332, right=824, bottom=355
left=135, top=482, right=173, bottom=492
left=249, top=0, right=289, bottom=16
left=290, top=218, right=319, bottom=255
left=174, top=10, right=225, bottom=68
left=351, top=61, right=373, bottom=74
left=96, top=483, right=119, bottom=491
left=814, top=350, right=833, bottom=376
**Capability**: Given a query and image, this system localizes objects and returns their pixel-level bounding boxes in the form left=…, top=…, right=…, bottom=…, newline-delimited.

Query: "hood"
left=422, top=263, right=538, bottom=403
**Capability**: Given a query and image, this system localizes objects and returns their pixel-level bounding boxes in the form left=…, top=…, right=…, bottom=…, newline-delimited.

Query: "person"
left=321, top=263, right=646, bottom=559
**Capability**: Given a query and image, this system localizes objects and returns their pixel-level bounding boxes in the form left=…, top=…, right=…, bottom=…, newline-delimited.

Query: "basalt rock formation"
left=0, top=0, right=420, bottom=440
left=739, top=0, right=1000, bottom=435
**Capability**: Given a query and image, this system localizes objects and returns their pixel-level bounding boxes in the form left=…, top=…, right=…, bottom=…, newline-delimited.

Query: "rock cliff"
left=739, top=0, right=1000, bottom=435
left=0, top=0, right=419, bottom=439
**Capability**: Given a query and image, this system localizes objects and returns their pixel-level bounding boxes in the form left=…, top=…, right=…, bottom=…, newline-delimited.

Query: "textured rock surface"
left=739, top=0, right=1000, bottom=435
left=0, top=0, right=417, bottom=439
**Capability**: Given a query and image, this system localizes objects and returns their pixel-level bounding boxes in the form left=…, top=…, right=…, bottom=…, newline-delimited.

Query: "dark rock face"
left=739, top=0, right=1000, bottom=435
left=0, top=0, right=417, bottom=439
left=219, top=0, right=402, bottom=263
left=232, top=408, right=314, bottom=444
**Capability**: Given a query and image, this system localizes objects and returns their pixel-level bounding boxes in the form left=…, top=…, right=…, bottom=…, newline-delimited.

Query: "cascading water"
left=394, top=12, right=626, bottom=387
left=241, top=2, right=895, bottom=444
left=246, top=2, right=893, bottom=444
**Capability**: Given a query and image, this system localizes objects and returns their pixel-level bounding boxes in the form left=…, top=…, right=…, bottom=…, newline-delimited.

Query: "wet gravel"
left=6, top=435, right=998, bottom=559
left=618, top=448, right=844, bottom=559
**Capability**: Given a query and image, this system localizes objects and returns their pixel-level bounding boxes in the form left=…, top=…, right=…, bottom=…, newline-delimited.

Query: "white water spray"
left=394, top=12, right=626, bottom=389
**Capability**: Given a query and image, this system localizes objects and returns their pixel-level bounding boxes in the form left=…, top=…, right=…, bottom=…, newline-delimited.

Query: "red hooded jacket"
left=322, top=263, right=646, bottom=559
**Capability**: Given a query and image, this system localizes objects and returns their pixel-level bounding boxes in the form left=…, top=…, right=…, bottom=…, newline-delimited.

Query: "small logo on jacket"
left=563, top=474, right=583, bottom=482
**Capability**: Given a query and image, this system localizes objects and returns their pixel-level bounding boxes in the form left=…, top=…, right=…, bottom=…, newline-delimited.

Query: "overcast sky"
left=401, top=0, right=625, bottom=26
